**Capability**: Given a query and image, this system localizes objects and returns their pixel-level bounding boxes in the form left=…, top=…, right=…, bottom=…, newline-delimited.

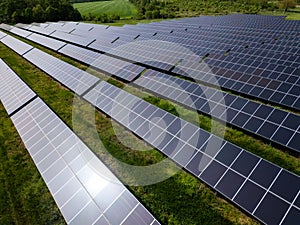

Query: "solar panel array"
left=84, top=81, right=300, bottom=225
left=27, top=33, right=67, bottom=51
left=1, top=35, right=33, bottom=55
left=51, top=30, right=96, bottom=47
left=3, top=28, right=145, bottom=82
left=15, top=16, right=300, bottom=111
left=23, top=48, right=99, bottom=96
left=0, top=59, right=160, bottom=225
left=58, top=44, right=145, bottom=82
left=134, top=69, right=300, bottom=153
left=173, top=60, right=300, bottom=111
left=0, top=30, right=7, bottom=40
left=1, top=14, right=300, bottom=225
left=10, top=26, right=32, bottom=38
left=0, top=59, right=36, bottom=115
left=8, top=28, right=300, bottom=154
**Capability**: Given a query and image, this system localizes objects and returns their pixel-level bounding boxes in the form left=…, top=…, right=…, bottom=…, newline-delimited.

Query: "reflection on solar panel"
left=23, top=48, right=99, bottom=96
left=0, top=30, right=7, bottom=39
left=51, top=30, right=96, bottom=47
left=173, top=60, right=300, bottom=111
left=59, top=43, right=101, bottom=65
left=0, top=59, right=36, bottom=115
left=0, top=60, right=160, bottom=225
left=84, top=81, right=300, bottom=225
left=11, top=98, right=159, bottom=225
left=57, top=44, right=145, bottom=82
left=134, top=70, right=300, bottom=153
left=0, top=23, right=14, bottom=31
left=27, top=33, right=66, bottom=51
left=10, top=27, right=32, bottom=38
left=27, top=24, right=56, bottom=35
left=1, top=35, right=33, bottom=55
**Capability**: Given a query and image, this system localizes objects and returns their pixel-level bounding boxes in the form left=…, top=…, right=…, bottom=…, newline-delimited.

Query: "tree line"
left=0, top=0, right=82, bottom=24
left=129, top=0, right=298, bottom=19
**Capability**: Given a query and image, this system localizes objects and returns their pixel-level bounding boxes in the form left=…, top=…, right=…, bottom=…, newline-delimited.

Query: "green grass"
left=0, top=42, right=261, bottom=224
left=94, top=18, right=166, bottom=26
left=260, top=9, right=300, bottom=20
left=73, top=0, right=138, bottom=19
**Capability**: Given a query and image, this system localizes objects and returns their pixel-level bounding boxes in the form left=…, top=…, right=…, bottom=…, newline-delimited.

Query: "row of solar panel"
left=124, top=20, right=300, bottom=49
left=27, top=22, right=299, bottom=95
left=208, top=51, right=300, bottom=71
left=17, top=20, right=300, bottom=92
left=150, top=14, right=300, bottom=31
left=0, top=29, right=144, bottom=83
left=125, top=19, right=299, bottom=39
left=177, top=49, right=300, bottom=78
left=126, top=30, right=299, bottom=70
left=84, top=81, right=300, bottom=225
left=142, top=14, right=300, bottom=28
left=204, top=57, right=300, bottom=83
left=134, top=69, right=300, bottom=153
left=0, top=59, right=160, bottom=225
left=173, top=61, right=300, bottom=111
left=2, top=31, right=300, bottom=225
left=132, top=30, right=300, bottom=69
left=6, top=28, right=300, bottom=154
left=143, top=29, right=300, bottom=53
left=19, top=19, right=295, bottom=68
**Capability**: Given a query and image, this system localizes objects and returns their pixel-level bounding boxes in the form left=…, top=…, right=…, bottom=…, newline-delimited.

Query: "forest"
left=0, top=0, right=82, bottom=23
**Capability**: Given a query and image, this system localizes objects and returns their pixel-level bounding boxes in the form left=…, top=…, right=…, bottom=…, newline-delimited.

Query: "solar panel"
left=90, top=54, right=145, bottom=82
left=9, top=97, right=159, bottom=225
left=50, top=30, right=96, bottom=47
left=84, top=81, right=300, bottom=225
left=23, top=48, right=99, bottom=96
left=0, top=62, right=160, bottom=225
left=85, top=39, right=114, bottom=52
left=9, top=27, right=32, bottom=38
left=173, top=60, right=300, bottom=111
left=1, top=35, right=33, bottom=55
left=0, top=23, right=14, bottom=31
left=54, top=44, right=145, bottom=82
left=204, top=54, right=299, bottom=82
left=27, top=33, right=66, bottom=51
left=0, top=30, right=7, bottom=39
left=0, top=59, right=36, bottom=115
left=134, top=70, right=300, bottom=153
left=28, top=25, right=56, bottom=35
left=59, top=43, right=101, bottom=65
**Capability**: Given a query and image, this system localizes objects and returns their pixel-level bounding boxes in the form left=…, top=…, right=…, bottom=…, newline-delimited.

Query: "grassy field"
left=73, top=0, right=138, bottom=19
left=260, top=7, right=300, bottom=20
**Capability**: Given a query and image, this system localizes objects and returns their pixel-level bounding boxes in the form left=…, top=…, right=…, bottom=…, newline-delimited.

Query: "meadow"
left=73, top=0, right=138, bottom=19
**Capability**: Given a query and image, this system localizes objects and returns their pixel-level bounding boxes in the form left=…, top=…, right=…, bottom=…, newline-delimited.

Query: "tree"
left=145, top=11, right=153, bottom=19
left=0, top=0, right=82, bottom=24
left=45, top=6, right=58, bottom=21
left=280, top=0, right=297, bottom=11
left=12, top=11, right=22, bottom=23
left=24, top=7, right=33, bottom=23
left=32, top=4, right=44, bottom=22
